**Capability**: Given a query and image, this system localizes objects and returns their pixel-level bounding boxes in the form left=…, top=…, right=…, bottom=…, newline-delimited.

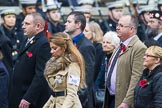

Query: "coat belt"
left=52, top=91, right=66, bottom=97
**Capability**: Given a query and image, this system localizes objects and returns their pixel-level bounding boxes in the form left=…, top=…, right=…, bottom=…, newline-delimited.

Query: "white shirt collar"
left=28, top=36, right=35, bottom=42
left=154, top=32, right=162, bottom=40
left=122, top=35, right=137, bottom=46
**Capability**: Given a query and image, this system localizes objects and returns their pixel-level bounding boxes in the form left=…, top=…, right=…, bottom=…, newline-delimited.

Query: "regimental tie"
left=107, top=43, right=124, bottom=88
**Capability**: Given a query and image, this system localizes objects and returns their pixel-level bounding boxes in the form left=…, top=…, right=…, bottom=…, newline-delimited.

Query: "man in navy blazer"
left=9, top=13, right=51, bottom=108
left=65, top=11, right=96, bottom=108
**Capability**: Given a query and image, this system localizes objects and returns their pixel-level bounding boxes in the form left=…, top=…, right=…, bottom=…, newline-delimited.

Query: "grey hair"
left=103, top=31, right=120, bottom=46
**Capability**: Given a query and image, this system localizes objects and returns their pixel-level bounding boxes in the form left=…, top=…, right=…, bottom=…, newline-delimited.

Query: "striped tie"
left=107, top=43, right=123, bottom=88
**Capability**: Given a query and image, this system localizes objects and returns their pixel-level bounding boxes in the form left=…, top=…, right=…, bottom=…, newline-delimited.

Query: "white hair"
left=103, top=31, right=120, bottom=46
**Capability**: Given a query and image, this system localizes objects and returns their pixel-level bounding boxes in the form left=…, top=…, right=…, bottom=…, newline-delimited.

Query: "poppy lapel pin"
left=26, top=51, right=33, bottom=58
left=121, top=45, right=126, bottom=53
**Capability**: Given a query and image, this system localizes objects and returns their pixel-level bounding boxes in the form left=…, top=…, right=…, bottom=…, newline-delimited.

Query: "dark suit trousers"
left=108, top=93, right=115, bottom=108
left=103, top=88, right=115, bottom=108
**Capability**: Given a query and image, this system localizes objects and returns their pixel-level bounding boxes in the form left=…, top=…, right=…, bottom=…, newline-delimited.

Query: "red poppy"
left=27, top=51, right=33, bottom=58
left=121, top=45, right=126, bottom=52
left=139, top=79, right=148, bottom=88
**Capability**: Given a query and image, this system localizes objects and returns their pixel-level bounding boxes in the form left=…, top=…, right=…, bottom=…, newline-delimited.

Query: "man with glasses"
left=103, top=14, right=146, bottom=108
left=145, top=10, right=162, bottom=47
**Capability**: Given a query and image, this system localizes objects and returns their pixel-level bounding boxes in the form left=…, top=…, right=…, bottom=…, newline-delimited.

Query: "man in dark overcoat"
left=9, top=12, right=51, bottom=108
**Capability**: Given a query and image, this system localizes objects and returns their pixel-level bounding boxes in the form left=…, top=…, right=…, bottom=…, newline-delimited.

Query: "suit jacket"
left=77, top=35, right=96, bottom=88
left=9, top=32, right=51, bottom=108
left=93, top=42, right=104, bottom=82
left=157, top=35, right=162, bottom=47
left=76, top=35, right=96, bottom=108
left=103, top=36, right=146, bottom=108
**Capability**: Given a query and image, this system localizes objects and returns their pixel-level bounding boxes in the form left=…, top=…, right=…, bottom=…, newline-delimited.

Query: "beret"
left=149, top=10, right=162, bottom=21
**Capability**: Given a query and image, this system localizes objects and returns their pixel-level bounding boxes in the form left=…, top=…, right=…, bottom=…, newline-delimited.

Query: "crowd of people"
left=0, top=0, right=162, bottom=108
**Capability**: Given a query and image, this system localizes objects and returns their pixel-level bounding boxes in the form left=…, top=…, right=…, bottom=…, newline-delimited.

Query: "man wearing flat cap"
left=145, top=10, right=162, bottom=47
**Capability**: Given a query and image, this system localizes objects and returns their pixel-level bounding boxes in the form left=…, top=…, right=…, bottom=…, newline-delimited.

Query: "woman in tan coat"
left=43, top=32, right=85, bottom=108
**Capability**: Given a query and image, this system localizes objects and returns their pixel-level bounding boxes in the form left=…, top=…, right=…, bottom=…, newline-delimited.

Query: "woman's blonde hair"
left=49, top=32, right=86, bottom=88
left=147, top=46, right=162, bottom=65
left=88, top=21, right=103, bottom=43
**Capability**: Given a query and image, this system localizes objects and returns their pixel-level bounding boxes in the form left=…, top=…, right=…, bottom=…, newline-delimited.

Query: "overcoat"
left=0, top=25, right=25, bottom=75
left=43, top=62, right=82, bottom=108
left=0, top=25, right=13, bottom=74
left=103, top=36, right=146, bottom=108
left=77, top=35, right=96, bottom=89
left=157, top=35, right=162, bottom=47
left=76, top=35, right=96, bottom=108
left=9, top=32, right=51, bottom=108
left=134, top=66, right=162, bottom=108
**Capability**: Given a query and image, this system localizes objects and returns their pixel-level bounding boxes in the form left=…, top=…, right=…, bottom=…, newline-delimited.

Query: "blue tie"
left=107, top=43, right=123, bottom=88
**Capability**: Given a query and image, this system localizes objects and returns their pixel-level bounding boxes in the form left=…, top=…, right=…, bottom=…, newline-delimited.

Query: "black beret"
left=149, top=10, right=162, bottom=21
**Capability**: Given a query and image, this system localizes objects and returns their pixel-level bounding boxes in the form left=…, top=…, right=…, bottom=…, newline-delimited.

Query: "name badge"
left=68, top=75, right=80, bottom=86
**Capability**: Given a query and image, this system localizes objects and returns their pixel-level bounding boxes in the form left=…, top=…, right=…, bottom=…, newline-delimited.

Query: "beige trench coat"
left=43, top=62, right=82, bottom=108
